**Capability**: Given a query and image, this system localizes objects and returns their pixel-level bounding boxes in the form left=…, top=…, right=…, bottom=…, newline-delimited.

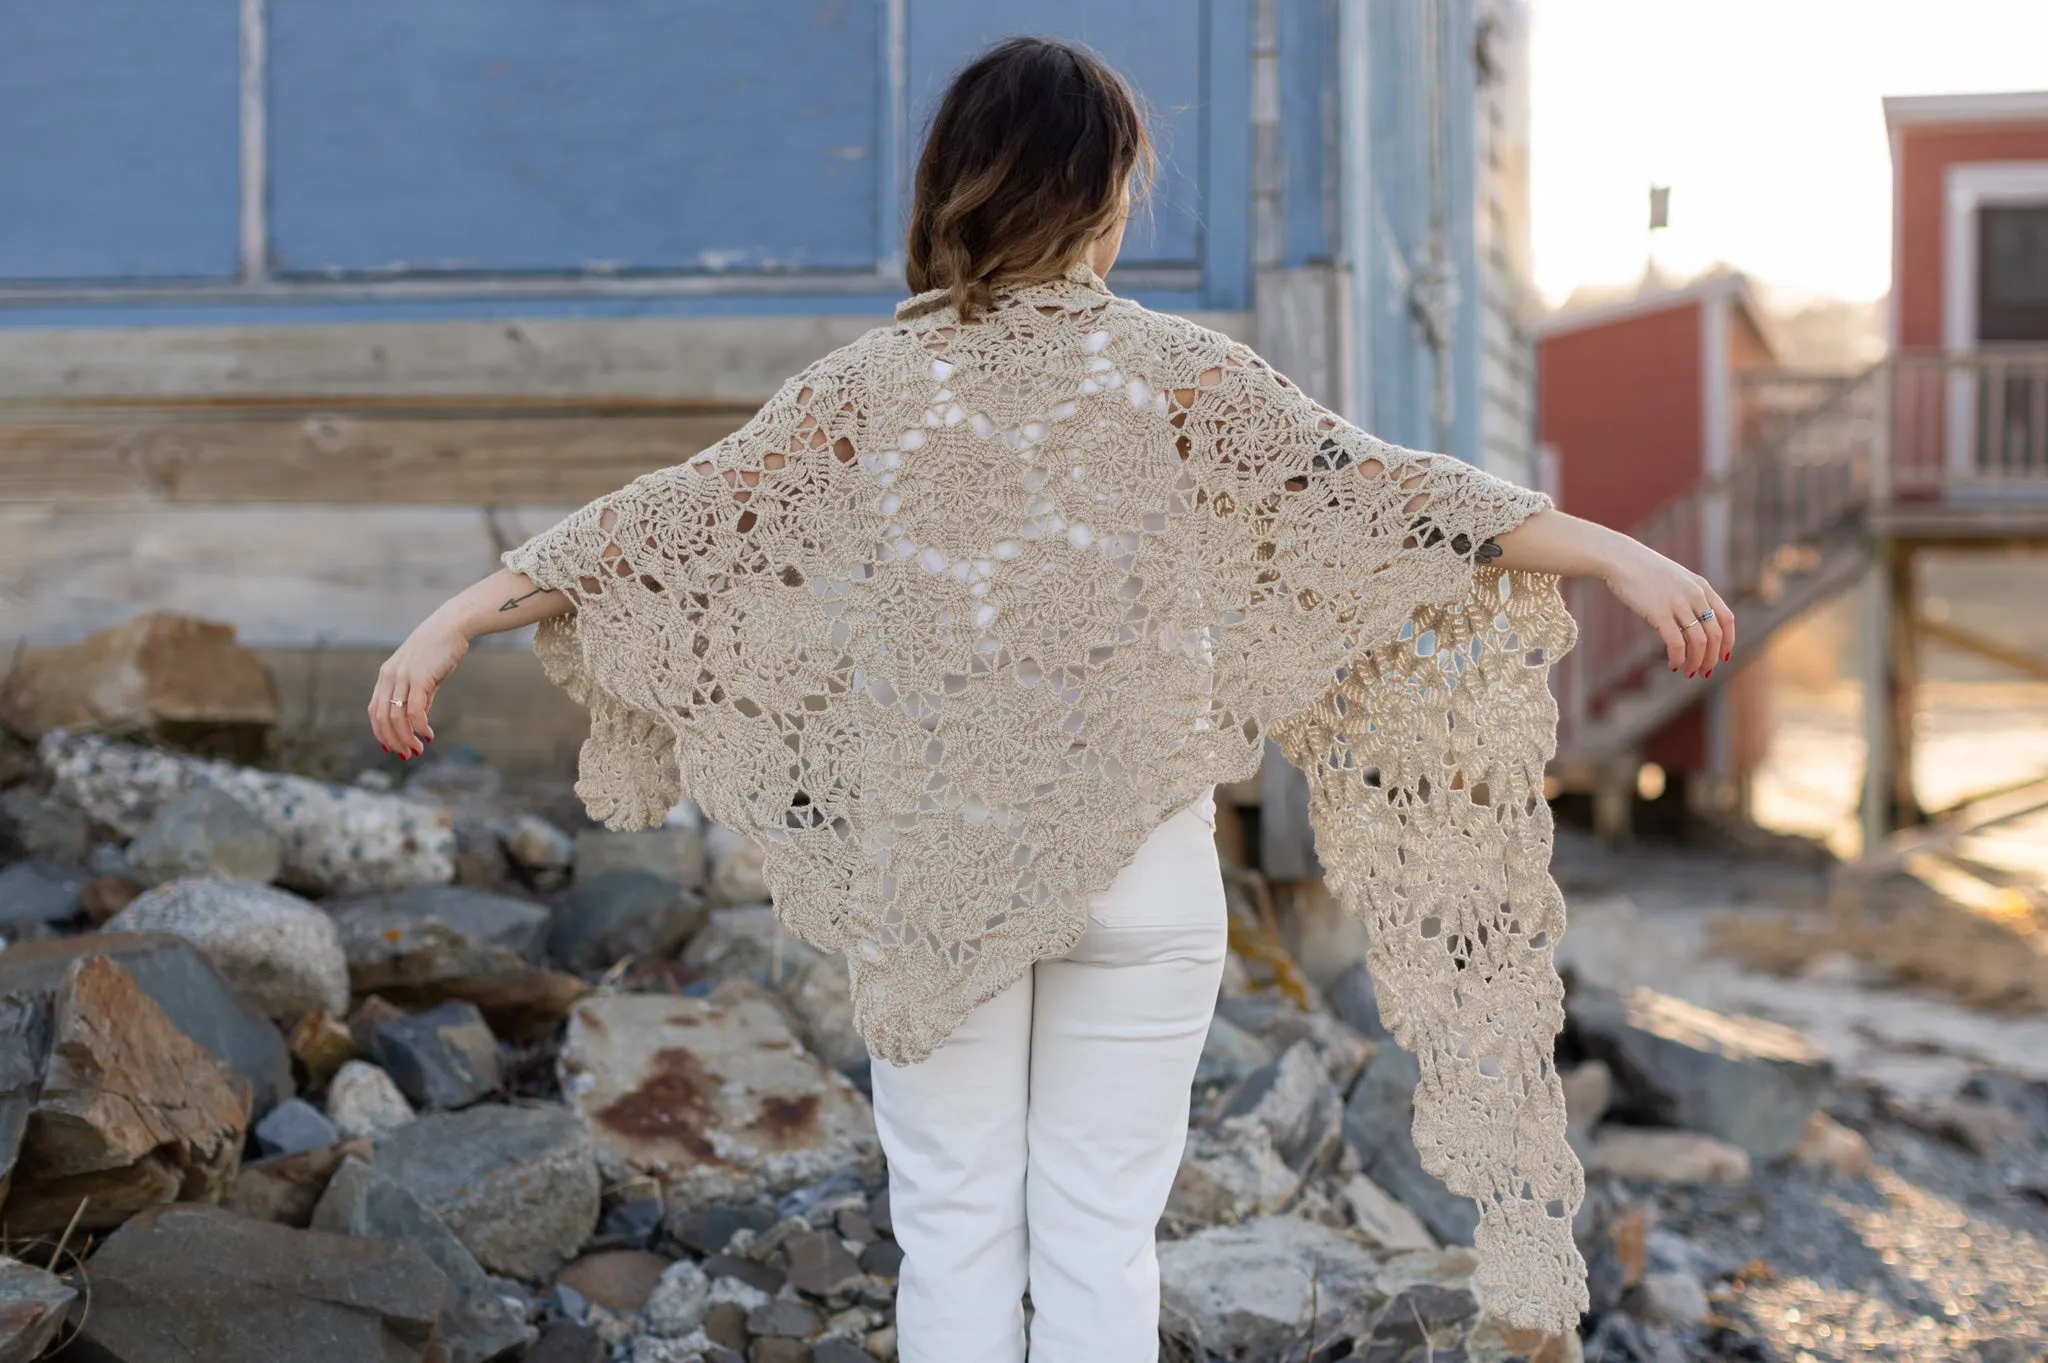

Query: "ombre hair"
left=906, top=37, right=1155, bottom=321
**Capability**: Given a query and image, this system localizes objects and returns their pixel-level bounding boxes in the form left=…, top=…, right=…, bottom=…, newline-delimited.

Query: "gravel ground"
left=1645, top=1101, right=2048, bottom=1362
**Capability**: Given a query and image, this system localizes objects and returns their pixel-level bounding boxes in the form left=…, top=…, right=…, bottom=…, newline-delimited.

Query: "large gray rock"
left=0, top=861, right=86, bottom=929
left=325, top=1059, right=417, bottom=1141
left=1216, top=993, right=1378, bottom=1093
left=1210, top=1039, right=1344, bottom=1175
left=68, top=1203, right=449, bottom=1363
left=1341, top=1041, right=1480, bottom=1247
left=1194, top=1013, right=1276, bottom=1091
left=329, top=883, right=549, bottom=994
left=548, top=871, right=707, bottom=974
left=0, top=931, right=293, bottom=1117
left=703, top=823, right=769, bottom=905
left=679, top=904, right=821, bottom=992
left=41, top=730, right=455, bottom=895
left=558, top=984, right=879, bottom=1208
left=575, top=827, right=705, bottom=891
left=373, top=1104, right=601, bottom=1281
left=1165, top=1116, right=1301, bottom=1225
left=1568, top=983, right=1829, bottom=1158
left=126, top=787, right=283, bottom=886
left=1355, top=1248, right=1572, bottom=1363
left=1158, top=1216, right=1382, bottom=1358
left=0, top=789, right=90, bottom=865
left=369, top=1000, right=503, bottom=1110
left=0, top=1254, right=75, bottom=1362
left=313, top=1156, right=538, bottom=1363
left=783, top=953, right=871, bottom=1078
left=108, top=878, right=349, bottom=1019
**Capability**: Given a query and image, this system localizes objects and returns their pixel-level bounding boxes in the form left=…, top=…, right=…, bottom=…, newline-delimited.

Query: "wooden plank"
left=0, top=408, right=749, bottom=505
left=0, top=503, right=575, bottom=649
left=1917, top=614, right=2048, bottom=685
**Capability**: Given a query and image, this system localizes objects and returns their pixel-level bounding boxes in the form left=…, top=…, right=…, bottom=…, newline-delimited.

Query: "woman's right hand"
left=368, top=615, right=469, bottom=758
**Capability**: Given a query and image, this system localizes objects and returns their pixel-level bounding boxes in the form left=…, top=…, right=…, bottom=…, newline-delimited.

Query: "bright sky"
left=1530, top=0, right=2048, bottom=305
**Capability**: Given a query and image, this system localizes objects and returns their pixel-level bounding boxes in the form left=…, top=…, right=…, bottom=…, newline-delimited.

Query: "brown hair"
left=906, top=37, right=1154, bottom=321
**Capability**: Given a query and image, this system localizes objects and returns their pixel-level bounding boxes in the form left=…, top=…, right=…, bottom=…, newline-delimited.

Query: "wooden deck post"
left=1860, top=536, right=1923, bottom=853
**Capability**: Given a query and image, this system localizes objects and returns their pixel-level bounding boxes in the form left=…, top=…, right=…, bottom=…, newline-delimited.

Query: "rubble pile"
left=1, top=617, right=2043, bottom=1362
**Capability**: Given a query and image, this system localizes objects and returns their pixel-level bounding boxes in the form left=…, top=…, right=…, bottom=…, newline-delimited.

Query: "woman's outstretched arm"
left=1490, top=507, right=1735, bottom=679
left=368, top=568, right=572, bottom=757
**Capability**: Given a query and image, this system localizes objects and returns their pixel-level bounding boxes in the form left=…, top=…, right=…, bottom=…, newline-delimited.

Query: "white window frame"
left=1943, top=161, right=2048, bottom=478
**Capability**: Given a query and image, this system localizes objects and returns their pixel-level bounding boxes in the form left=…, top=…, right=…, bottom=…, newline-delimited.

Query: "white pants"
left=870, top=789, right=1229, bottom=1363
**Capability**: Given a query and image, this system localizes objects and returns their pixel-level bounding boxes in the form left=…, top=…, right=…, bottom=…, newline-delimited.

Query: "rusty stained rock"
left=226, top=1138, right=375, bottom=1227
left=1, top=955, right=249, bottom=1235
left=558, top=983, right=878, bottom=1209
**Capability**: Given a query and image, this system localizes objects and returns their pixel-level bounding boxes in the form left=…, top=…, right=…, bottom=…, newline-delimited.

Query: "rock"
left=1210, top=1039, right=1343, bottom=1174
left=1359, top=1248, right=1578, bottom=1363
left=403, top=750, right=502, bottom=809
left=347, top=994, right=410, bottom=1050
left=748, top=1341, right=812, bottom=1363
left=226, top=1138, right=372, bottom=1226
left=501, top=814, right=575, bottom=873
left=645, top=1258, right=713, bottom=1337
left=557, top=1250, right=674, bottom=1313
left=1559, top=1059, right=1614, bottom=1134
left=313, top=1155, right=537, bottom=1363
left=530, top=1321, right=608, bottom=1363
left=107, top=878, right=349, bottom=1019
left=679, top=905, right=823, bottom=992
left=126, top=786, right=283, bottom=888
left=812, top=1341, right=877, bottom=1363
left=289, top=1010, right=363, bottom=1089
left=1589, top=1126, right=1751, bottom=1183
left=784, top=954, right=871, bottom=1078
left=329, top=883, right=584, bottom=1038
left=0, top=931, right=293, bottom=1117
left=372, top=1104, right=601, bottom=1281
left=1328, top=960, right=1392, bottom=1041
left=784, top=1228, right=864, bottom=1297
left=326, top=1059, right=418, bottom=1141
left=1340, top=1039, right=1479, bottom=1246
left=1194, top=1012, right=1276, bottom=1091
left=775, top=1168, right=869, bottom=1225
left=256, top=1098, right=342, bottom=1157
left=749, top=1297, right=823, bottom=1338
left=576, top=827, right=706, bottom=891
left=1166, top=1116, right=1301, bottom=1224
left=1157, top=1215, right=1382, bottom=1358
left=42, top=731, right=455, bottom=895
left=0, top=614, right=279, bottom=755
left=589, top=1192, right=665, bottom=1251
left=0, top=789, right=90, bottom=864
left=1908, top=1094, right=2033, bottom=1156
left=558, top=985, right=879, bottom=1207
left=71, top=1203, right=448, bottom=1363
left=857, top=1241, right=903, bottom=1278
left=79, top=872, right=144, bottom=924
left=0, top=860, right=85, bottom=929
left=1, top=955, right=247, bottom=1235
left=0, top=995, right=49, bottom=1206
left=863, top=1326, right=896, bottom=1361
left=669, top=1202, right=780, bottom=1256
left=549, top=871, right=708, bottom=974
left=1790, top=1110, right=1875, bottom=1178
left=1567, top=983, right=1828, bottom=1159
left=1215, top=994, right=1377, bottom=1093
left=370, top=1000, right=504, bottom=1110
left=1339, top=1171, right=1438, bottom=1252
left=1629, top=1269, right=1711, bottom=1328
left=704, top=823, right=769, bottom=905
left=0, top=1255, right=74, bottom=1362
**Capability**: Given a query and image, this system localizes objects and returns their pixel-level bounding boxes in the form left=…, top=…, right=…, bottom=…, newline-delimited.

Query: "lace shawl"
left=504, top=264, right=1588, bottom=1331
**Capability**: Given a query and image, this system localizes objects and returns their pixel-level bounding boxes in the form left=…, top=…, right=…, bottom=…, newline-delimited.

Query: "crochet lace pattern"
left=506, top=263, right=1589, bottom=1331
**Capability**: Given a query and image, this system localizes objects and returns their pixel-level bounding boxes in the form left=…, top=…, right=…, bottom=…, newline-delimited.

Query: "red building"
left=1535, top=276, right=1779, bottom=817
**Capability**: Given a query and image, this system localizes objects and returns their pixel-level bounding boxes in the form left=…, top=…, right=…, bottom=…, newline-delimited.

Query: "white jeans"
left=870, top=788, right=1229, bottom=1363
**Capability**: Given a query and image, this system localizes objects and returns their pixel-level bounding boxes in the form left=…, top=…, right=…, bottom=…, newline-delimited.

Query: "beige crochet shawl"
left=506, top=263, right=1588, bottom=1331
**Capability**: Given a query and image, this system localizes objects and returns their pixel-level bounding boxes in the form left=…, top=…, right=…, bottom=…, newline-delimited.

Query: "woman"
left=370, top=38, right=1730, bottom=1362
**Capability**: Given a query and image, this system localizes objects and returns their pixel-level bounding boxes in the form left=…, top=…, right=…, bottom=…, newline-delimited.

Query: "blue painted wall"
left=0, top=0, right=1251, bottom=324
left=0, top=2, right=243, bottom=283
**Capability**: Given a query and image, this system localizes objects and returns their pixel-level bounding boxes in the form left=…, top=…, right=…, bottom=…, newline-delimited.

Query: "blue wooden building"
left=0, top=0, right=1534, bottom=813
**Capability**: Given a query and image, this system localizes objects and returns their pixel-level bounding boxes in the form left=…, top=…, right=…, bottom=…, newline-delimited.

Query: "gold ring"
left=1680, top=619, right=1703, bottom=631
left=391, top=698, right=405, bottom=707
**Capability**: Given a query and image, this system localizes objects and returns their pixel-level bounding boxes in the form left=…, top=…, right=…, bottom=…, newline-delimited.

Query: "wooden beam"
left=1916, top=614, right=2048, bottom=685
left=0, top=408, right=749, bottom=505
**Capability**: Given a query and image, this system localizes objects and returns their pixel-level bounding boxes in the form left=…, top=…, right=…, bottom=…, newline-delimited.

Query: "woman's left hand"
left=1599, top=536, right=1735, bottom=678
left=369, top=617, right=469, bottom=757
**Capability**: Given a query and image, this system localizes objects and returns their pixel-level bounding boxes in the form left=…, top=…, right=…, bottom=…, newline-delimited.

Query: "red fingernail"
left=1706, top=669, right=1714, bottom=678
